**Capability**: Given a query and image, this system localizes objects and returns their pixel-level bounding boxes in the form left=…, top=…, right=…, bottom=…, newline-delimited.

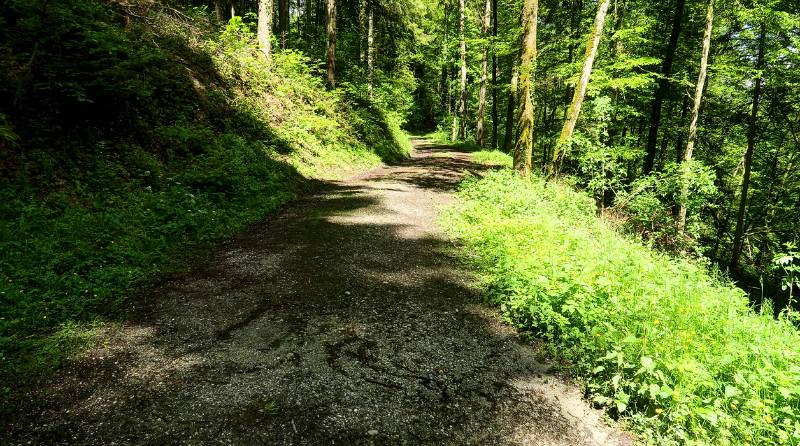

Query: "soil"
left=4, top=139, right=634, bottom=445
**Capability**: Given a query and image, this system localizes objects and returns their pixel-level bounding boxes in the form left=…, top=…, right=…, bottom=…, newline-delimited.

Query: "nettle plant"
left=774, top=243, right=800, bottom=311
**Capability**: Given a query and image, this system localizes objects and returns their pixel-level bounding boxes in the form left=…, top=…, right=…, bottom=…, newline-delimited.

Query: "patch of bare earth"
left=5, top=139, right=634, bottom=445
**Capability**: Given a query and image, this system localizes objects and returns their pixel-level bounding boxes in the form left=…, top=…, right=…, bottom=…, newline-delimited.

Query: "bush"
left=445, top=170, right=800, bottom=446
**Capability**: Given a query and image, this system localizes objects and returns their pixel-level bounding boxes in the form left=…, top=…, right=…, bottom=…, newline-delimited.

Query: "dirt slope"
left=5, top=139, right=633, bottom=445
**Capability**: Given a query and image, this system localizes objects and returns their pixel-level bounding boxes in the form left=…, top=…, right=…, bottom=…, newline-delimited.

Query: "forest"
left=1, top=0, right=800, bottom=444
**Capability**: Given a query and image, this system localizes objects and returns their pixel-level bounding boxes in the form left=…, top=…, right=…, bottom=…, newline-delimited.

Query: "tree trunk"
left=491, top=0, right=499, bottom=150
left=440, top=4, right=450, bottom=113
left=457, top=0, right=467, bottom=140
left=512, top=0, right=538, bottom=177
left=677, top=0, right=713, bottom=231
left=257, top=0, right=273, bottom=61
left=359, top=0, right=367, bottom=63
left=550, top=0, right=610, bottom=178
left=643, top=0, right=685, bottom=174
left=367, top=5, right=374, bottom=99
left=326, top=0, right=337, bottom=89
left=230, top=0, right=236, bottom=17
left=476, top=0, right=492, bottom=146
left=215, top=0, right=225, bottom=21
left=503, top=59, right=518, bottom=152
left=279, top=0, right=289, bottom=48
left=730, top=24, right=766, bottom=271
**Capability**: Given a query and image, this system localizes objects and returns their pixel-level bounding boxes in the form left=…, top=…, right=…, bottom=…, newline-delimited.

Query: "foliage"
left=0, top=0, right=410, bottom=379
left=446, top=170, right=800, bottom=445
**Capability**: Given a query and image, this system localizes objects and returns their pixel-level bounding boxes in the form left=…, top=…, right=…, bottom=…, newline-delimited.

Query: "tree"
left=326, top=0, right=337, bottom=89
left=512, top=0, right=538, bottom=177
left=367, top=2, right=375, bottom=99
left=549, top=0, right=611, bottom=178
left=279, top=0, right=289, bottom=48
left=258, top=0, right=273, bottom=61
left=643, top=0, right=686, bottom=174
left=476, top=0, right=491, bottom=146
left=730, top=24, right=767, bottom=271
left=457, top=0, right=467, bottom=140
left=215, top=0, right=225, bottom=22
left=491, top=0, right=498, bottom=150
left=677, top=0, right=714, bottom=231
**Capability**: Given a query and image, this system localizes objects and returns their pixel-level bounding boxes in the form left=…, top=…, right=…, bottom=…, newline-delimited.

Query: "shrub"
left=445, top=170, right=800, bottom=445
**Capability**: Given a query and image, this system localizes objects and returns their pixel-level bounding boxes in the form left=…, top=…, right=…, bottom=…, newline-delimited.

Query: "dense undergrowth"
left=446, top=168, right=800, bottom=445
left=0, top=0, right=409, bottom=379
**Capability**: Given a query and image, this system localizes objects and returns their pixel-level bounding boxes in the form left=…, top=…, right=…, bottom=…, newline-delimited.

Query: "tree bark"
left=326, top=0, right=337, bottom=89
left=367, top=5, right=374, bottom=99
left=440, top=4, right=450, bottom=113
left=215, top=0, right=225, bottom=21
left=279, top=0, right=289, bottom=48
left=643, top=0, right=685, bottom=174
left=730, top=24, right=766, bottom=271
left=512, top=0, right=538, bottom=177
left=359, top=0, right=367, bottom=63
left=503, top=59, right=518, bottom=152
left=457, top=0, right=467, bottom=140
left=677, top=0, right=713, bottom=231
left=550, top=0, right=610, bottom=178
left=491, top=0, right=499, bottom=150
left=257, top=0, right=273, bottom=61
left=476, top=0, right=492, bottom=146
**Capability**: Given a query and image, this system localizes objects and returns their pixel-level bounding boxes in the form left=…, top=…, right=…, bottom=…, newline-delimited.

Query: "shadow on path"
left=5, top=139, right=632, bottom=445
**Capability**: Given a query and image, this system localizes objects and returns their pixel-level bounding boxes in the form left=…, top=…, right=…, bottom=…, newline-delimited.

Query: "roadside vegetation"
left=446, top=170, right=800, bottom=445
left=0, top=0, right=410, bottom=379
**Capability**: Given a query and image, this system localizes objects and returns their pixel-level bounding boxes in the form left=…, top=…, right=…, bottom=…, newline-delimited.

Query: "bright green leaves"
left=445, top=170, right=800, bottom=445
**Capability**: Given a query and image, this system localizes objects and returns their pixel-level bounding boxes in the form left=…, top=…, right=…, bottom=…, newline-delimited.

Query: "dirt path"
left=7, top=139, right=632, bottom=445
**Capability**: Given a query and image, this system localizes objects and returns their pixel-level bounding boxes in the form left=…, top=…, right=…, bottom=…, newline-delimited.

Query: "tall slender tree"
left=731, top=24, right=767, bottom=270
left=326, top=0, right=337, bottom=89
left=476, top=0, right=492, bottom=146
left=279, top=0, right=289, bottom=48
left=512, top=0, right=538, bottom=177
left=549, top=0, right=611, bottom=178
left=258, top=0, right=273, bottom=61
left=643, top=0, right=686, bottom=174
left=457, top=0, right=467, bottom=140
left=503, top=60, right=518, bottom=152
left=367, top=2, right=375, bottom=99
left=678, top=0, right=714, bottom=231
left=491, top=0, right=498, bottom=150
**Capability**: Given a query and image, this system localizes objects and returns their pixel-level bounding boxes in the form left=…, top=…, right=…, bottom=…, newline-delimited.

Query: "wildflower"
left=655, top=408, right=663, bottom=414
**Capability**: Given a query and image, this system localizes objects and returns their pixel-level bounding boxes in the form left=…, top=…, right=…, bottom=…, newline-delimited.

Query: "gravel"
left=4, top=139, right=634, bottom=445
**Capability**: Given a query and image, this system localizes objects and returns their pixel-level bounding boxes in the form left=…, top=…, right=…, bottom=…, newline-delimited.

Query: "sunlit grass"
left=445, top=170, right=800, bottom=445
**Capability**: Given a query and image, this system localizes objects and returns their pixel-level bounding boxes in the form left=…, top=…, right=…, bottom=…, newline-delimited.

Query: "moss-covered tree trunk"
left=512, top=0, right=538, bottom=177
left=257, top=0, right=273, bottom=61
left=503, top=59, right=518, bottom=152
left=678, top=0, right=713, bottom=232
left=549, top=0, right=610, bottom=178
left=326, top=0, right=337, bottom=89
left=476, top=0, right=491, bottom=146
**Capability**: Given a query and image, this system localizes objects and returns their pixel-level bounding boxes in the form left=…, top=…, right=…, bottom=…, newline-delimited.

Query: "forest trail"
left=8, top=139, right=632, bottom=445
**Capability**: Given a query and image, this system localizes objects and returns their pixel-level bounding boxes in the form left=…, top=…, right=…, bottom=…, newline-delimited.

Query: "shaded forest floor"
left=4, top=139, right=632, bottom=445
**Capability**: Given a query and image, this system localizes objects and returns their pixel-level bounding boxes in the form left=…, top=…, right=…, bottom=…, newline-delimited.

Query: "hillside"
left=0, top=0, right=409, bottom=377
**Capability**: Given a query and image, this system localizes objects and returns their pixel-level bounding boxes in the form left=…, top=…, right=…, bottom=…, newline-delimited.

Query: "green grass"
left=444, top=170, right=800, bottom=446
left=470, top=150, right=513, bottom=167
left=0, top=4, right=409, bottom=380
